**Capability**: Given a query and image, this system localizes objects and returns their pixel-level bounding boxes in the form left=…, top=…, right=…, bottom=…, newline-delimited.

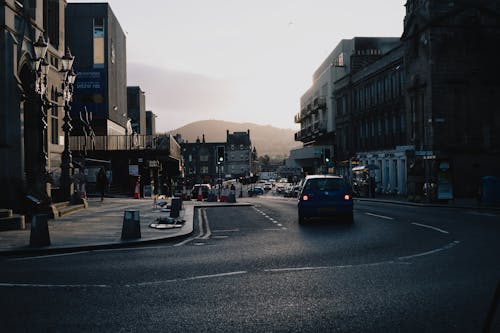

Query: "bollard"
left=121, top=210, right=141, bottom=240
left=170, top=197, right=181, bottom=218
left=30, top=214, right=51, bottom=247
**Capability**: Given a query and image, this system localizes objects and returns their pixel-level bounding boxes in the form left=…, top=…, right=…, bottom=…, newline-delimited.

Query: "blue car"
left=297, top=175, right=353, bottom=224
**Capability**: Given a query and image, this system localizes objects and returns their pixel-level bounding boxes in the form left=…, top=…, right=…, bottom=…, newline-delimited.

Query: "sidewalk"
left=0, top=197, right=195, bottom=256
left=0, top=197, right=254, bottom=256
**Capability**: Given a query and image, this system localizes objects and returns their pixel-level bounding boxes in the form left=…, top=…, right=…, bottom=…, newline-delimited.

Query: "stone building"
left=180, top=130, right=253, bottom=186
left=225, top=130, right=252, bottom=179
left=1, top=0, right=69, bottom=212
left=400, top=0, right=500, bottom=198
left=296, top=0, right=500, bottom=199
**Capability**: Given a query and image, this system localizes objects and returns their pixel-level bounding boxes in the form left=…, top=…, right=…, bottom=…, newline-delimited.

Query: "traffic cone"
left=134, top=180, right=140, bottom=199
left=197, top=187, right=203, bottom=201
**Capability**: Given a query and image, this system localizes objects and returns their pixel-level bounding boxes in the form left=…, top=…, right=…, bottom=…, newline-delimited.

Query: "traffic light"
left=217, top=146, right=225, bottom=163
left=324, top=148, right=331, bottom=164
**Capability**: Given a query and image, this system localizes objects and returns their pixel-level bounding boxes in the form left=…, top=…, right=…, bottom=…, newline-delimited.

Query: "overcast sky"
left=68, top=0, right=406, bottom=132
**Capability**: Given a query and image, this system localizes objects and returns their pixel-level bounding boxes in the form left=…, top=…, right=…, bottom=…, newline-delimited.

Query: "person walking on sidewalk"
left=96, top=167, right=108, bottom=202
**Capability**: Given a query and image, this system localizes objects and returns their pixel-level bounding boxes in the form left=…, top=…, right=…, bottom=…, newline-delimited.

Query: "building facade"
left=225, top=130, right=252, bottom=179
left=292, top=0, right=500, bottom=199
left=145, top=111, right=156, bottom=136
left=294, top=37, right=400, bottom=175
left=181, top=135, right=222, bottom=185
left=334, top=44, right=407, bottom=194
left=400, top=0, right=500, bottom=198
left=1, top=0, right=69, bottom=212
left=127, top=86, right=146, bottom=135
left=180, top=131, right=254, bottom=186
left=66, top=2, right=127, bottom=136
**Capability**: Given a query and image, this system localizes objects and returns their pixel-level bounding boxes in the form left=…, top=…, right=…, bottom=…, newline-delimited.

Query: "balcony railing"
left=69, top=134, right=181, bottom=160
left=294, top=121, right=328, bottom=142
left=312, top=96, right=327, bottom=111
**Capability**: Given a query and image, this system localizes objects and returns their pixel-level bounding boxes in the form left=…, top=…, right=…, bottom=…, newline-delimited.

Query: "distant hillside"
left=168, top=120, right=300, bottom=158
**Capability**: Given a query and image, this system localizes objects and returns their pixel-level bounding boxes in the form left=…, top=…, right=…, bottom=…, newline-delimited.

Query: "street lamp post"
left=59, top=48, right=76, bottom=202
left=28, top=36, right=50, bottom=203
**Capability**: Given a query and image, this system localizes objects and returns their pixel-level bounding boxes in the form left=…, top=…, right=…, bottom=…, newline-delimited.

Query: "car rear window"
left=304, top=178, right=345, bottom=191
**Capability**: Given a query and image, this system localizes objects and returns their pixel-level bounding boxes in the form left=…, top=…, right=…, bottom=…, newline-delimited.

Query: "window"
left=399, top=71, right=404, bottom=95
left=43, top=0, right=60, bottom=48
left=50, top=88, right=58, bottom=144
left=385, top=114, right=389, bottom=135
left=201, top=166, right=208, bottom=174
left=377, top=79, right=383, bottom=102
left=371, top=83, right=376, bottom=105
left=392, top=73, right=397, bottom=99
left=385, top=76, right=390, bottom=100
left=93, top=18, right=105, bottom=67
left=305, top=178, right=345, bottom=191
left=200, top=155, right=208, bottom=162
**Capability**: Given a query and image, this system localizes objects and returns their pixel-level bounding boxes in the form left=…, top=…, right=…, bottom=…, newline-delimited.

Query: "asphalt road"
left=1, top=194, right=499, bottom=332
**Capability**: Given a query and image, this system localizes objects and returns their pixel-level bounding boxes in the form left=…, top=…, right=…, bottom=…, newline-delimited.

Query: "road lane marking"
left=412, top=222, right=449, bottom=234
left=466, top=211, right=497, bottom=217
left=184, top=271, right=248, bottom=281
left=0, top=282, right=110, bottom=288
left=253, top=207, right=286, bottom=230
left=200, top=209, right=211, bottom=240
left=397, top=240, right=460, bottom=261
left=365, top=212, right=394, bottom=220
left=174, top=208, right=205, bottom=246
left=264, top=261, right=403, bottom=273
left=212, top=229, right=239, bottom=233
left=8, top=251, right=91, bottom=261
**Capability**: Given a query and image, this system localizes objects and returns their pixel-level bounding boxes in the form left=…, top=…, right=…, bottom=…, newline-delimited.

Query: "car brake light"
left=344, top=194, right=351, bottom=201
left=302, top=195, right=309, bottom=201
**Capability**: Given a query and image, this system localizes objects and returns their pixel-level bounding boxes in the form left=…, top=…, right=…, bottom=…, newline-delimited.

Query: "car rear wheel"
left=345, top=212, right=354, bottom=223
left=298, top=213, right=305, bottom=225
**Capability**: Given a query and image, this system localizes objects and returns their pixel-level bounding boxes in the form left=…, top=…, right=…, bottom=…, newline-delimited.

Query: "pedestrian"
left=96, top=167, right=108, bottom=202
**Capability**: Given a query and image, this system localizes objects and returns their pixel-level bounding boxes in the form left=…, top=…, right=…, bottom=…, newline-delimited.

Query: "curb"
left=1, top=202, right=255, bottom=257
left=0, top=232, right=191, bottom=257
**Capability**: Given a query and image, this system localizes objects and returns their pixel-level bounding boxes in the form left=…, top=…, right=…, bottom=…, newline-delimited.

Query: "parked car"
left=263, top=183, right=272, bottom=191
left=249, top=186, right=264, bottom=196
left=191, top=184, right=211, bottom=199
left=297, top=175, right=353, bottom=224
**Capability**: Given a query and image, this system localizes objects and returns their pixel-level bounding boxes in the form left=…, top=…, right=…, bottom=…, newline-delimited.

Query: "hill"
left=168, top=120, right=300, bottom=158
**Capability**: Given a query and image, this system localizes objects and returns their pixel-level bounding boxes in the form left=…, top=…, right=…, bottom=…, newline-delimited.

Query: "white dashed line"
left=397, top=240, right=460, bottom=260
left=0, top=283, right=110, bottom=288
left=412, top=222, right=449, bottom=234
left=253, top=207, right=286, bottom=230
left=365, top=212, right=394, bottom=220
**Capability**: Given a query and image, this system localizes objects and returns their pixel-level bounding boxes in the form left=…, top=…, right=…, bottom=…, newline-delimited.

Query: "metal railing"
left=69, top=134, right=181, bottom=160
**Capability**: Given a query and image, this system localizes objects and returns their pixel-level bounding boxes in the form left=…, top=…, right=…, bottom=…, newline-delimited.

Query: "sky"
left=68, top=0, right=406, bottom=132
